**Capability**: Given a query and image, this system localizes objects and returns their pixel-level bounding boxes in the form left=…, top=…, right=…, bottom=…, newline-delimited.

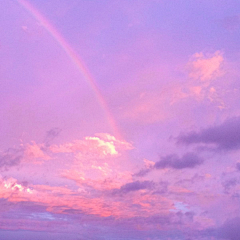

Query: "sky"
left=1, top=0, right=240, bottom=239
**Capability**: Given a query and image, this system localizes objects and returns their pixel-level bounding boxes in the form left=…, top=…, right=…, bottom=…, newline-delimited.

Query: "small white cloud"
left=2, top=177, right=33, bottom=194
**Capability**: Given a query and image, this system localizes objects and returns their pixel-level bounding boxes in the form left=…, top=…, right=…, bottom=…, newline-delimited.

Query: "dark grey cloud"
left=134, top=153, right=204, bottom=177
left=177, top=116, right=240, bottom=151
left=0, top=148, right=23, bottom=170
left=44, top=128, right=61, bottom=146
left=120, top=180, right=155, bottom=192
left=155, top=152, right=204, bottom=169
left=134, top=168, right=152, bottom=177
left=113, top=180, right=155, bottom=194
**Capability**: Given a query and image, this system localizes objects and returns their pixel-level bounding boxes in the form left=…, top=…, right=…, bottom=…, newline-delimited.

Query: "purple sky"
left=1, top=0, right=240, bottom=239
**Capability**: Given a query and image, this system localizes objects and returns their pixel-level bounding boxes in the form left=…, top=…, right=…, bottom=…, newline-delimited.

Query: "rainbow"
left=16, top=0, right=121, bottom=139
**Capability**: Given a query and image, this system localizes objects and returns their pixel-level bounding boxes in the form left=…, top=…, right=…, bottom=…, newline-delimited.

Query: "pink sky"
left=1, top=0, right=240, bottom=239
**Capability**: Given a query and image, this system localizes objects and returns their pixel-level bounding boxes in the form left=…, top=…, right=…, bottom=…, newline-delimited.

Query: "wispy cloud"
left=44, top=128, right=61, bottom=146
left=188, top=51, right=224, bottom=82
left=0, top=142, right=51, bottom=169
left=0, top=148, right=23, bottom=170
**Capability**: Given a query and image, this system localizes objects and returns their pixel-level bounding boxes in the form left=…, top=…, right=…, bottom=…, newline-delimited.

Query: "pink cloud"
left=188, top=51, right=224, bottom=82
left=52, top=134, right=134, bottom=182
left=168, top=51, right=226, bottom=107
left=0, top=179, right=114, bottom=217
left=61, top=168, right=133, bottom=191
left=0, top=176, right=187, bottom=233
left=24, top=141, right=51, bottom=162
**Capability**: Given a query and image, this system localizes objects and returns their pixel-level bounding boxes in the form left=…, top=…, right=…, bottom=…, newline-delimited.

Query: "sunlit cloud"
left=50, top=133, right=132, bottom=157
left=0, top=177, right=33, bottom=197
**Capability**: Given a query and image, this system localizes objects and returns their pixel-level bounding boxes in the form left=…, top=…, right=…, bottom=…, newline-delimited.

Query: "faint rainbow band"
left=16, top=0, right=121, bottom=139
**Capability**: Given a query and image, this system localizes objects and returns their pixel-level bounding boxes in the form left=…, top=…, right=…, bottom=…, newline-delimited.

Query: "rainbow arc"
left=17, top=0, right=121, bottom=139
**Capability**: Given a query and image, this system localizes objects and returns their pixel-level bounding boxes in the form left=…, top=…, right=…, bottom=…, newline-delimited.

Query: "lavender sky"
left=1, top=0, right=240, bottom=239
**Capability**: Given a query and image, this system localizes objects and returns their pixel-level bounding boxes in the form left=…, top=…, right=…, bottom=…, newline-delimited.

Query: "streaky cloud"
left=134, top=152, right=203, bottom=177
left=177, top=116, right=240, bottom=151
left=155, top=152, right=204, bottom=169
left=113, top=180, right=155, bottom=194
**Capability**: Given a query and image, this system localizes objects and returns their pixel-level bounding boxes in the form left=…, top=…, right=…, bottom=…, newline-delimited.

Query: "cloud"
left=50, top=133, right=133, bottom=158
left=188, top=51, right=224, bottom=82
left=115, top=180, right=155, bottom=194
left=1, top=177, right=33, bottom=194
left=217, top=217, right=240, bottom=240
left=134, top=168, right=152, bottom=177
left=135, top=153, right=203, bottom=177
left=44, top=128, right=61, bottom=146
left=153, top=181, right=169, bottom=194
left=0, top=148, right=23, bottom=170
left=0, top=177, right=173, bottom=220
left=0, top=138, right=54, bottom=169
left=155, top=152, right=204, bottom=169
left=169, top=50, right=226, bottom=108
left=177, top=116, right=240, bottom=151
left=222, top=178, right=238, bottom=194
left=134, top=159, right=155, bottom=177
left=24, top=142, right=51, bottom=161
left=61, top=168, right=133, bottom=192
left=0, top=143, right=49, bottom=170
